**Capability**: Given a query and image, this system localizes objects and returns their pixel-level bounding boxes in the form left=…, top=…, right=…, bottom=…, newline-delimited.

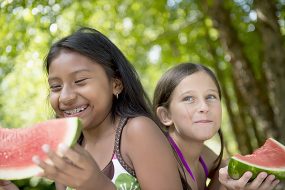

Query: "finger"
left=0, top=180, right=11, bottom=186
left=247, top=172, right=267, bottom=189
left=32, top=154, right=69, bottom=182
left=219, top=167, right=230, bottom=183
left=235, top=171, right=252, bottom=187
left=32, top=155, right=58, bottom=179
left=42, top=144, right=82, bottom=175
left=258, top=175, right=279, bottom=190
left=270, top=179, right=280, bottom=189
left=59, top=144, right=92, bottom=169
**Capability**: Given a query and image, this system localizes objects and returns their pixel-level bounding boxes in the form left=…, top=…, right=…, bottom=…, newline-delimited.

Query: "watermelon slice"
left=0, top=117, right=81, bottom=180
left=228, top=138, right=285, bottom=180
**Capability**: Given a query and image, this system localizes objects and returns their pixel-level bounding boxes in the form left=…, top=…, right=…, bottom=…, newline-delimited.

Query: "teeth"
left=64, top=106, right=87, bottom=115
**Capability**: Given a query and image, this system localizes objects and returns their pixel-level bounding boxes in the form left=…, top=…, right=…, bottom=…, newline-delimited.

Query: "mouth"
left=62, top=105, right=88, bottom=116
left=194, top=120, right=212, bottom=123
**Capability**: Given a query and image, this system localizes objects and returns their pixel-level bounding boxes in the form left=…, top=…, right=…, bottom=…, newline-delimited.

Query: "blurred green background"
left=1, top=0, right=284, bottom=189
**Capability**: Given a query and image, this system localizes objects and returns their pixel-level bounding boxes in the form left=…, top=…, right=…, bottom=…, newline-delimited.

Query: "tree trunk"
left=203, top=0, right=279, bottom=141
left=254, top=0, right=285, bottom=143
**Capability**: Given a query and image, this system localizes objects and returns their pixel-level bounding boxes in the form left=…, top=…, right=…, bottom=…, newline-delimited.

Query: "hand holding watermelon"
left=32, top=143, right=113, bottom=190
left=219, top=166, right=280, bottom=190
left=218, top=138, right=285, bottom=190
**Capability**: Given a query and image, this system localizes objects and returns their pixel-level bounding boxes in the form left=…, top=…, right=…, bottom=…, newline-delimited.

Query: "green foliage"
left=1, top=0, right=284, bottom=189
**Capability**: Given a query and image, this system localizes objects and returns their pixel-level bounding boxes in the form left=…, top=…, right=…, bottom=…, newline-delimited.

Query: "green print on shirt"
left=115, top=173, right=140, bottom=190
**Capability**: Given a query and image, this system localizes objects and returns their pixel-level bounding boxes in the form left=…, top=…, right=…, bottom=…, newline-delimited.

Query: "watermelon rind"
left=228, top=138, right=285, bottom=181
left=0, top=117, right=82, bottom=180
left=60, top=117, right=82, bottom=147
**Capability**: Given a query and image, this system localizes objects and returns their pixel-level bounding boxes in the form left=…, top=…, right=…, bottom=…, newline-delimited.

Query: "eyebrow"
left=180, top=89, right=219, bottom=95
left=48, top=69, right=92, bottom=82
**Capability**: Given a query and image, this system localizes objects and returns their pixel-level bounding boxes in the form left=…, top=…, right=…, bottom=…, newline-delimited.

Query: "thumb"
left=219, top=166, right=229, bottom=182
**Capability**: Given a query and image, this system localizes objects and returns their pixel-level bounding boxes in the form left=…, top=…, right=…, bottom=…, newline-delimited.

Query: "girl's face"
left=167, top=71, right=221, bottom=141
left=48, top=50, right=117, bottom=129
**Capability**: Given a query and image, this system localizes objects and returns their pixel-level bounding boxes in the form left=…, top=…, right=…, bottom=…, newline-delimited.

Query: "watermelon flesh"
left=228, top=138, right=285, bottom=180
left=0, top=117, right=81, bottom=180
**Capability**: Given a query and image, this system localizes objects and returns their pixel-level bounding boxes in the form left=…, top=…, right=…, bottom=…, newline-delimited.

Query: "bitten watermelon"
left=0, top=117, right=81, bottom=180
left=228, top=138, right=285, bottom=180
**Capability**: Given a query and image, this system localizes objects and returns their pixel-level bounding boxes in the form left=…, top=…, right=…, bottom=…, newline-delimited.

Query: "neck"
left=82, top=115, right=118, bottom=145
left=169, top=131, right=204, bottom=165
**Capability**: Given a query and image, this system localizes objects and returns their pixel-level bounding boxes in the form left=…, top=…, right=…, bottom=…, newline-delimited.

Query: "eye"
left=49, top=84, right=62, bottom=92
left=75, top=78, right=88, bottom=85
left=183, top=96, right=194, bottom=103
left=206, top=94, right=218, bottom=101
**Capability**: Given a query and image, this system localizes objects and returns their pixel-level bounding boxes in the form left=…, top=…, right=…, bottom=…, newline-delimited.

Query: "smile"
left=63, top=105, right=88, bottom=115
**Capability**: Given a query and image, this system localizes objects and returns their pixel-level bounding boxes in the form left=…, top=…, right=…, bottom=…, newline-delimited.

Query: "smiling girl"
left=0, top=27, right=183, bottom=190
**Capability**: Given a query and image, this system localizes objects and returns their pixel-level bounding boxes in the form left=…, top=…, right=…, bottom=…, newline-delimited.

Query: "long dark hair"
left=44, top=27, right=154, bottom=143
left=45, top=27, right=153, bottom=119
left=153, top=63, right=224, bottom=187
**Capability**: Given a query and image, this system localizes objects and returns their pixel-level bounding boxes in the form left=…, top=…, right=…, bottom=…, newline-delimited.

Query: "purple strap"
left=168, top=135, right=209, bottom=182
left=199, top=156, right=209, bottom=177
left=168, top=135, right=196, bottom=181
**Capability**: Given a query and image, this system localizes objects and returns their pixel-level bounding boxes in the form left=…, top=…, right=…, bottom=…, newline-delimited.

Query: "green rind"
left=68, top=117, right=82, bottom=147
left=228, top=157, right=285, bottom=180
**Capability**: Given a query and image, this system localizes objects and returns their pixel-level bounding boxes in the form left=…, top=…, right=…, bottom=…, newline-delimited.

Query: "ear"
left=156, top=106, right=173, bottom=127
left=112, top=78, right=123, bottom=95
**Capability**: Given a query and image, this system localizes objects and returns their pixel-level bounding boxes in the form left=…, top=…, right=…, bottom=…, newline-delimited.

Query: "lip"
left=194, top=120, right=213, bottom=123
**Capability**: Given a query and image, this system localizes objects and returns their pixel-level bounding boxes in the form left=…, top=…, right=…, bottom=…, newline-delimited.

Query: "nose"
left=59, top=85, right=76, bottom=105
left=198, top=99, right=209, bottom=113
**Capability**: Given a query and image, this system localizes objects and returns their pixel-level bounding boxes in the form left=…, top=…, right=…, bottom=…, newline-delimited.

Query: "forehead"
left=48, top=51, right=103, bottom=76
left=173, top=71, right=218, bottom=94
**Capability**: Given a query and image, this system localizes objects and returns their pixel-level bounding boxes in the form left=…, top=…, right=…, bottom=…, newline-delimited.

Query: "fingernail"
left=32, top=155, right=40, bottom=164
left=245, top=172, right=252, bottom=177
left=269, top=175, right=275, bottom=180
left=58, top=143, right=68, bottom=154
left=42, top=144, right=50, bottom=153
left=260, top=172, right=267, bottom=178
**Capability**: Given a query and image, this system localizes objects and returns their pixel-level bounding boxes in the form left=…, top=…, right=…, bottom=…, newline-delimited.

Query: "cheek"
left=214, top=104, right=222, bottom=125
left=49, top=93, right=59, bottom=111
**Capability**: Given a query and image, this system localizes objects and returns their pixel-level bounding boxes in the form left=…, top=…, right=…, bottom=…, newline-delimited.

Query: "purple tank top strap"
left=199, top=156, right=209, bottom=177
left=167, top=135, right=196, bottom=181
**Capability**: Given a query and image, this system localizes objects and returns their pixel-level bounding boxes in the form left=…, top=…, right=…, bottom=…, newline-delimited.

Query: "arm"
left=122, top=116, right=183, bottom=190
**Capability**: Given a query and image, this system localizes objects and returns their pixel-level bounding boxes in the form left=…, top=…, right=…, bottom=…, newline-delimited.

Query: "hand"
left=0, top=181, right=19, bottom=190
left=32, top=144, right=106, bottom=190
left=219, top=166, right=280, bottom=190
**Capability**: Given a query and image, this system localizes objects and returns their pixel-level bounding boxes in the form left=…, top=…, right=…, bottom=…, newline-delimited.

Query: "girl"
left=0, top=27, right=183, bottom=190
left=152, top=63, right=280, bottom=190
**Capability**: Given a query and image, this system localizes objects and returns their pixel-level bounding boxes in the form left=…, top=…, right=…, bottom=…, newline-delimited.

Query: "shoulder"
left=120, top=116, right=183, bottom=189
left=124, top=116, right=160, bottom=135
left=121, top=116, right=171, bottom=157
